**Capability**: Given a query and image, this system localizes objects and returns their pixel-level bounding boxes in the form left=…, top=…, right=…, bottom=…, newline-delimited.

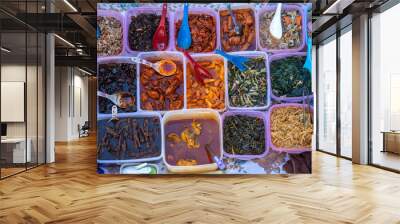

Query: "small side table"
left=1, top=138, right=32, bottom=163
left=381, top=131, right=400, bottom=154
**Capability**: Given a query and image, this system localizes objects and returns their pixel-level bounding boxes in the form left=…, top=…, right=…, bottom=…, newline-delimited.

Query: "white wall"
left=71, top=72, right=89, bottom=139
left=54, top=67, right=89, bottom=141
left=55, top=67, right=69, bottom=141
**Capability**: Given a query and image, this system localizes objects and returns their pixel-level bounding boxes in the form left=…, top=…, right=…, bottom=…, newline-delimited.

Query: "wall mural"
left=97, top=3, right=313, bottom=174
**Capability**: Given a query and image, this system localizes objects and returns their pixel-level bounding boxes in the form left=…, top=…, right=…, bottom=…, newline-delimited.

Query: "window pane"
left=340, top=29, right=352, bottom=158
left=312, top=45, right=317, bottom=150
left=371, top=3, right=400, bottom=171
left=318, top=37, right=337, bottom=154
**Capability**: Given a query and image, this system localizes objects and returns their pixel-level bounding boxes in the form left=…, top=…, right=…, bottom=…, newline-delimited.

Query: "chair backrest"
left=82, top=121, right=90, bottom=129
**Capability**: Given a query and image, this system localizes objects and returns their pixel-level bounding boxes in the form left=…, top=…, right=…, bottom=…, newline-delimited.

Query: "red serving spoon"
left=152, top=3, right=168, bottom=51
left=183, top=51, right=213, bottom=85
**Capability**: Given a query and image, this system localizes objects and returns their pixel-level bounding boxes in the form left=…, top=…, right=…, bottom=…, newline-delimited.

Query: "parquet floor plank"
left=0, top=135, right=399, bottom=224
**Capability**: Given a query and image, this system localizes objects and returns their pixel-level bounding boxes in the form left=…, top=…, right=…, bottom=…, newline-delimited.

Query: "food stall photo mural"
left=96, top=3, right=313, bottom=174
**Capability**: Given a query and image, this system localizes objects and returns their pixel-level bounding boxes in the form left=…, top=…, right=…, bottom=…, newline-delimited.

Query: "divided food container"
left=185, top=53, right=228, bottom=112
left=96, top=5, right=311, bottom=170
left=269, top=52, right=313, bottom=103
left=172, top=6, right=221, bottom=53
left=98, top=4, right=308, bottom=58
left=221, top=110, right=269, bottom=160
left=124, top=7, right=174, bottom=55
left=97, top=112, right=163, bottom=164
left=162, top=109, right=223, bottom=173
left=137, top=51, right=187, bottom=114
left=97, top=56, right=139, bottom=115
left=218, top=5, right=258, bottom=52
left=97, top=10, right=126, bottom=57
left=226, top=51, right=271, bottom=111
left=266, top=103, right=313, bottom=154
left=257, top=4, right=306, bottom=54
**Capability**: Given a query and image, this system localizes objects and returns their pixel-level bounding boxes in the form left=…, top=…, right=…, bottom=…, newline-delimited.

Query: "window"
left=370, top=2, right=400, bottom=171
left=312, top=45, right=317, bottom=150
left=317, top=36, right=337, bottom=154
left=339, top=28, right=352, bottom=158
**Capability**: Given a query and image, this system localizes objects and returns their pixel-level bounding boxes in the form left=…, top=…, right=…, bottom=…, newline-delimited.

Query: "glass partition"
left=0, top=1, right=46, bottom=179
left=1, top=31, right=28, bottom=177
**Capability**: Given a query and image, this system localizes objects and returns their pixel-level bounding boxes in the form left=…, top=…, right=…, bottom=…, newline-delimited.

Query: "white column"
left=46, top=32, right=55, bottom=163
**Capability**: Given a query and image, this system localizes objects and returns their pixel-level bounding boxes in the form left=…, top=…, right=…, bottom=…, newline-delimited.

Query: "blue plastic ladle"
left=96, top=25, right=100, bottom=39
left=177, top=3, right=192, bottom=50
left=215, top=49, right=249, bottom=72
left=303, top=35, right=312, bottom=73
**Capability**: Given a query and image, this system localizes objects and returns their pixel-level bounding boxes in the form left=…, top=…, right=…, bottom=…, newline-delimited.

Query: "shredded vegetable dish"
left=270, top=106, right=313, bottom=149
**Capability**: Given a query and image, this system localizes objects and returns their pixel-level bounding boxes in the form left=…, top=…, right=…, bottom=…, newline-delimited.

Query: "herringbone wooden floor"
left=0, top=135, right=399, bottom=224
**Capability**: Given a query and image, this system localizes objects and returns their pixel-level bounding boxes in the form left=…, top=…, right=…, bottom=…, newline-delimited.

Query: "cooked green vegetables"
left=223, top=115, right=265, bottom=155
left=270, top=56, right=311, bottom=98
left=228, top=57, right=267, bottom=107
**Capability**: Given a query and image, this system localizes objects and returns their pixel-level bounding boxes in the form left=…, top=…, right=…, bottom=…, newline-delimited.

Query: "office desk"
left=381, top=131, right=400, bottom=154
left=1, top=138, right=31, bottom=163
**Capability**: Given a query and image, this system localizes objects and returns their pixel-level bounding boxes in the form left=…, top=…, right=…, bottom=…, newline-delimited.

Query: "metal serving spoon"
left=130, top=57, right=177, bottom=76
left=97, top=91, right=135, bottom=109
left=227, top=4, right=242, bottom=35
